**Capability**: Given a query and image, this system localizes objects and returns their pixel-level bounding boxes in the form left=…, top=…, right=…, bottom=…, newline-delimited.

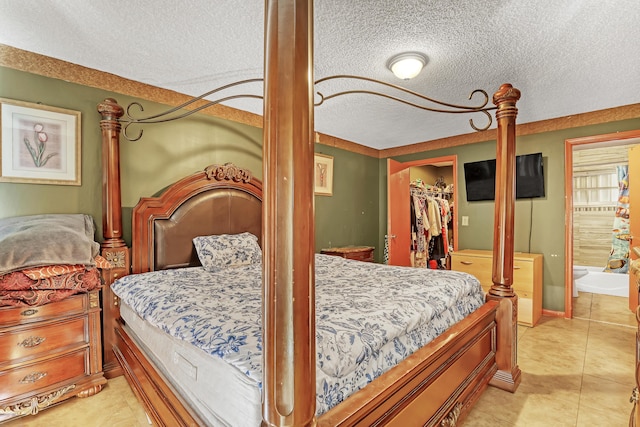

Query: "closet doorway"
left=565, top=130, right=640, bottom=318
left=387, top=155, right=458, bottom=267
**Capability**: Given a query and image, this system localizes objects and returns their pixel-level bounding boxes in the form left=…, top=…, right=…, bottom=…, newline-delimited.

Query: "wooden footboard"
left=318, top=300, right=499, bottom=427
left=112, top=321, right=205, bottom=427
left=111, top=300, right=497, bottom=427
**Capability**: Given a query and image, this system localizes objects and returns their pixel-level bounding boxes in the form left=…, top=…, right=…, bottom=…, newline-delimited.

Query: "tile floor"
left=462, top=292, right=636, bottom=426
left=2, top=292, right=636, bottom=427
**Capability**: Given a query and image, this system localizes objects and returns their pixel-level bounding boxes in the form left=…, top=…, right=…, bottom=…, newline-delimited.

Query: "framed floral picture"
left=314, top=153, right=333, bottom=196
left=0, top=98, right=81, bottom=185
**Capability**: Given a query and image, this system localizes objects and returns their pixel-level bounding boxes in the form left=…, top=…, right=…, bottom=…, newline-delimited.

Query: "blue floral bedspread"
left=111, top=254, right=484, bottom=414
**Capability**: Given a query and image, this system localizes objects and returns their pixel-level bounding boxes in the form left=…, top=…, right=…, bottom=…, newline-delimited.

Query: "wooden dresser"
left=0, top=290, right=106, bottom=421
left=451, top=249, right=543, bottom=327
left=321, top=246, right=375, bottom=262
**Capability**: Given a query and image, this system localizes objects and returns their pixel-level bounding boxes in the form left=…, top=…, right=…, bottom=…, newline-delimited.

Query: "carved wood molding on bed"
left=131, top=164, right=263, bottom=274
left=204, top=162, right=253, bottom=183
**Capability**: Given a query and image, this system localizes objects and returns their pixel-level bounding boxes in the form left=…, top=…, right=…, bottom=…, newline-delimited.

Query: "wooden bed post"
left=97, top=98, right=130, bottom=378
left=262, top=1, right=316, bottom=426
left=487, top=84, right=522, bottom=392
left=98, top=98, right=126, bottom=251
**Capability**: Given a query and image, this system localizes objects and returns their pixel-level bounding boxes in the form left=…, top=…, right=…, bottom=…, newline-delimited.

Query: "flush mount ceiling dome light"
left=387, top=52, right=427, bottom=80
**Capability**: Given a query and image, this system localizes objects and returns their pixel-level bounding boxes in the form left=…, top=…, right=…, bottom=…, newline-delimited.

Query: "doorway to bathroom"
left=565, top=130, right=640, bottom=318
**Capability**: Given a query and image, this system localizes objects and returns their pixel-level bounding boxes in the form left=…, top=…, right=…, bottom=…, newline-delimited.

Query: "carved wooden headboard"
left=130, top=163, right=263, bottom=274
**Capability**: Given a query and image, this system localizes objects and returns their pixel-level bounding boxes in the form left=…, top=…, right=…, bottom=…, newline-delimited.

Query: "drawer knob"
left=19, top=371, right=47, bottom=384
left=460, top=261, right=473, bottom=265
left=514, top=266, right=521, bottom=270
left=20, top=309, right=39, bottom=317
left=17, top=336, right=46, bottom=348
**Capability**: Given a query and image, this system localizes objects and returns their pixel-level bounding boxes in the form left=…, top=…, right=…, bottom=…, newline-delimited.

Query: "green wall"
left=0, top=67, right=105, bottom=232
left=5, top=66, right=640, bottom=312
left=380, top=117, right=640, bottom=311
left=314, top=145, right=379, bottom=253
left=0, top=67, right=379, bottom=253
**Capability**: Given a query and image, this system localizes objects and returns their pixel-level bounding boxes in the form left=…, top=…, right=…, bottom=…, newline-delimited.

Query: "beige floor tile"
left=518, top=323, right=589, bottom=372
left=460, top=408, right=508, bottom=427
left=576, top=406, right=630, bottom=427
left=589, top=293, right=636, bottom=327
left=577, top=373, right=635, bottom=425
left=2, top=377, right=149, bottom=427
left=573, top=292, right=593, bottom=319
left=584, top=321, right=635, bottom=387
left=464, top=382, right=579, bottom=426
left=518, top=335, right=586, bottom=373
left=517, top=324, right=529, bottom=341
left=528, top=315, right=590, bottom=336
left=516, top=366, right=583, bottom=401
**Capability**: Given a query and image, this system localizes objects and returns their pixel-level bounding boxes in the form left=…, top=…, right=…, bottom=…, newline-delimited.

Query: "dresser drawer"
left=518, top=298, right=534, bottom=327
left=452, top=255, right=534, bottom=293
left=452, top=254, right=492, bottom=286
left=0, top=349, right=88, bottom=400
left=513, top=260, right=534, bottom=292
left=451, top=249, right=543, bottom=327
left=0, top=317, right=87, bottom=366
left=0, top=295, right=85, bottom=327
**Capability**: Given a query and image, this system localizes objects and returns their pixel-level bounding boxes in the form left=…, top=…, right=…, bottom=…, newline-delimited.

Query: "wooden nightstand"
left=321, top=246, right=375, bottom=262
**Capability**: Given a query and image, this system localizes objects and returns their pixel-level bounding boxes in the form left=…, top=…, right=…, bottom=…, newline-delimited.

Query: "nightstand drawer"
left=0, top=317, right=87, bottom=365
left=0, top=295, right=85, bottom=327
left=321, top=246, right=375, bottom=262
left=0, top=349, right=88, bottom=400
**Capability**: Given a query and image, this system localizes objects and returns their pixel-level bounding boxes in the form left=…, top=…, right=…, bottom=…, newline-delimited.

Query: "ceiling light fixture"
left=387, top=52, right=427, bottom=80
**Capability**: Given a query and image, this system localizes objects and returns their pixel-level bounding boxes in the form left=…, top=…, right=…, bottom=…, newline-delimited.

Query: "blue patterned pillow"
left=193, top=232, right=262, bottom=272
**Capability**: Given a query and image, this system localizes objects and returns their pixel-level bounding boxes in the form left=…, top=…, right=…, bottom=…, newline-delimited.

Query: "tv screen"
left=463, top=158, right=496, bottom=201
left=464, top=153, right=545, bottom=201
left=515, top=153, right=545, bottom=199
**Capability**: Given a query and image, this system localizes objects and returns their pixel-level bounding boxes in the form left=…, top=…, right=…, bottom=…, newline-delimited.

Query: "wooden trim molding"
left=542, top=309, right=566, bottom=318
left=3, top=43, right=638, bottom=160
left=381, top=103, right=640, bottom=158
left=0, top=44, right=262, bottom=129
left=316, top=133, right=379, bottom=158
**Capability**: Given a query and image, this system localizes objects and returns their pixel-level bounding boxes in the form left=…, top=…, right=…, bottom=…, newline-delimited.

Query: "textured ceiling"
left=1, top=0, right=639, bottom=149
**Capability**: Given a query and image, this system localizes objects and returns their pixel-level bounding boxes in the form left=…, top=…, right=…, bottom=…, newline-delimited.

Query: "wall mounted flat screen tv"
left=463, top=153, right=545, bottom=202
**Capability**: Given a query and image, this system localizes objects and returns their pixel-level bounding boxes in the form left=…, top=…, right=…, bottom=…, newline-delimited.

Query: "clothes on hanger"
left=409, top=182, right=452, bottom=269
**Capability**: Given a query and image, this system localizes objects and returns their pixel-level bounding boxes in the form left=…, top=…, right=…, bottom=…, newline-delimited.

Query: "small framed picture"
left=0, top=98, right=81, bottom=185
left=314, top=153, right=333, bottom=196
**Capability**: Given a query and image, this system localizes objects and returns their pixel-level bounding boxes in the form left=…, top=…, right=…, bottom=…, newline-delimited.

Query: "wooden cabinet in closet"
left=451, top=249, right=543, bottom=327
left=0, top=290, right=106, bottom=421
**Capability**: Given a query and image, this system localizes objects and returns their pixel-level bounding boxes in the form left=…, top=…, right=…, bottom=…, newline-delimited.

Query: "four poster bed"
left=98, top=80, right=522, bottom=426
left=97, top=3, right=522, bottom=426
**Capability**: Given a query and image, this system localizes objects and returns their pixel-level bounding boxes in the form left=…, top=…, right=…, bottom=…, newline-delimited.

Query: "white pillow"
left=193, top=232, right=261, bottom=272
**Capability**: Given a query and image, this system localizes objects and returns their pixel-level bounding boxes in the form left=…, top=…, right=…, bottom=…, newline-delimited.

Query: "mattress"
left=120, top=303, right=261, bottom=426
left=112, top=254, right=484, bottom=423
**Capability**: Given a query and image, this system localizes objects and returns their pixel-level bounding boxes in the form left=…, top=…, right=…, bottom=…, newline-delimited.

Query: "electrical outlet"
left=461, top=216, right=469, bottom=226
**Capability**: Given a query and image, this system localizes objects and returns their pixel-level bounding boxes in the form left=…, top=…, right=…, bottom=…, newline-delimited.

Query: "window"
left=573, top=171, right=619, bottom=206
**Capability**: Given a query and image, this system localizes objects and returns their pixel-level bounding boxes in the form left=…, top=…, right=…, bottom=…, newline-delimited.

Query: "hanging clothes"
left=409, top=182, right=453, bottom=269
